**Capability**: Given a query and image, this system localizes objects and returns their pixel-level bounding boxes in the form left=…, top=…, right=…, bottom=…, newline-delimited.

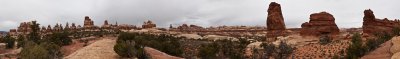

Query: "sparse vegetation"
left=114, top=32, right=184, bottom=58
left=260, top=41, right=294, bottom=59
left=19, top=21, right=68, bottom=59
left=197, top=39, right=250, bottom=59
left=319, top=34, right=331, bottom=45
left=4, top=35, right=16, bottom=49
left=260, top=42, right=275, bottom=59
left=17, top=35, right=26, bottom=48
left=346, top=33, right=365, bottom=59
left=345, top=32, right=393, bottom=59
left=46, top=31, right=72, bottom=46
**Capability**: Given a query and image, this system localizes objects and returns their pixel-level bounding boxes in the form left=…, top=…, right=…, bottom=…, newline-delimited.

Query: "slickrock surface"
left=391, top=36, right=400, bottom=54
left=392, top=52, right=400, bottom=59
left=64, top=37, right=118, bottom=59
left=361, top=39, right=392, bottom=59
left=144, top=47, right=183, bottom=59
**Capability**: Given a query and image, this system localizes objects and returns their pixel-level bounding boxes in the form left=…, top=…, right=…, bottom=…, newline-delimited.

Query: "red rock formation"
left=362, top=9, right=400, bottom=35
left=71, top=23, right=77, bottom=30
left=142, top=20, right=156, bottom=29
left=9, top=29, right=17, bottom=36
left=300, top=12, right=339, bottom=36
left=84, top=16, right=95, bottom=29
left=266, top=2, right=286, bottom=38
left=65, top=22, right=70, bottom=30
left=102, top=20, right=111, bottom=29
left=17, top=22, right=32, bottom=34
left=46, top=25, right=52, bottom=32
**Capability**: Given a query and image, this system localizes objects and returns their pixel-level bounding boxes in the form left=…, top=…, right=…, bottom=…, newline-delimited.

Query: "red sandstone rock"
left=266, top=2, right=286, bottom=38
left=362, top=9, right=400, bottom=35
left=300, top=12, right=339, bottom=36
left=84, top=16, right=95, bottom=29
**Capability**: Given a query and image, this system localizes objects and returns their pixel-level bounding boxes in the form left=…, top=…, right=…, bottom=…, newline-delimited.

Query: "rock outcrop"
left=300, top=12, right=339, bottom=36
left=142, top=20, right=156, bottom=29
left=362, top=9, right=400, bottom=36
left=102, top=20, right=111, bottom=29
left=266, top=2, right=286, bottom=38
left=84, top=16, right=95, bottom=29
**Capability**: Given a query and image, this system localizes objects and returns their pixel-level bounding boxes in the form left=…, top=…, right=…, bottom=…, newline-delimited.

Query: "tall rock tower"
left=266, top=2, right=286, bottom=38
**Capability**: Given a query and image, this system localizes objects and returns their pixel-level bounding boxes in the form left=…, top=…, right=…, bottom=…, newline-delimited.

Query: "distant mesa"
left=300, top=12, right=340, bottom=37
left=266, top=2, right=287, bottom=38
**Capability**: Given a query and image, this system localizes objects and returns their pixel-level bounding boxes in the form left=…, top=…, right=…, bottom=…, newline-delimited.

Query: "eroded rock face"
left=300, top=12, right=339, bottom=36
left=142, top=20, right=156, bottom=29
left=362, top=9, right=400, bottom=35
left=102, top=20, right=111, bottom=29
left=84, top=16, right=95, bottom=29
left=266, top=2, right=286, bottom=38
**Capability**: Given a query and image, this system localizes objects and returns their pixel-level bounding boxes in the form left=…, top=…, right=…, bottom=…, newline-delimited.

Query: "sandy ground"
left=62, top=39, right=99, bottom=56
left=64, top=37, right=119, bottom=59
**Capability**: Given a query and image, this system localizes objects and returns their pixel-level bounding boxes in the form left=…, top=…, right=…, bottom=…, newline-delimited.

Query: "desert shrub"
left=40, top=42, right=63, bottom=59
left=19, top=41, right=50, bottom=59
left=198, top=43, right=219, bottom=59
left=319, top=35, right=331, bottom=45
left=197, top=39, right=250, bottom=59
left=276, top=41, right=294, bottom=59
left=27, top=21, right=41, bottom=44
left=17, top=35, right=26, bottom=48
left=20, top=21, right=64, bottom=59
left=4, top=35, right=16, bottom=49
left=393, top=27, right=400, bottom=36
left=114, top=32, right=183, bottom=58
left=261, top=42, right=275, bottom=59
left=19, top=41, right=63, bottom=59
left=346, top=33, right=366, bottom=59
left=114, top=40, right=144, bottom=58
left=47, top=31, right=72, bottom=46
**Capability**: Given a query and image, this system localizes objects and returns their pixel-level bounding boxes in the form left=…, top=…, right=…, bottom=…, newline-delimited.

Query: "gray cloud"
left=0, top=0, right=399, bottom=31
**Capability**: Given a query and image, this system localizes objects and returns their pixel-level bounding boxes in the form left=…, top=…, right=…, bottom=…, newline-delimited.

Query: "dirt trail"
left=64, top=37, right=118, bottom=59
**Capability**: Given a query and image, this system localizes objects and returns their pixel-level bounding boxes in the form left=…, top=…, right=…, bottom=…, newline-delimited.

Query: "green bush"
left=19, top=41, right=50, bottom=59
left=4, top=35, right=15, bottom=49
left=319, top=35, right=331, bottom=45
left=197, top=39, right=250, bottom=59
left=47, top=32, right=72, bottom=46
left=114, top=32, right=184, bottom=58
left=198, top=43, right=219, bottom=59
left=17, top=35, right=26, bottom=48
left=19, top=41, right=63, bottom=59
left=114, top=40, right=144, bottom=58
left=346, top=33, right=366, bottom=59
left=261, top=42, right=275, bottom=59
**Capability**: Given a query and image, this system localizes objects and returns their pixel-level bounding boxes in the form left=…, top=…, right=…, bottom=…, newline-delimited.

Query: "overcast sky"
left=0, top=0, right=399, bottom=31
